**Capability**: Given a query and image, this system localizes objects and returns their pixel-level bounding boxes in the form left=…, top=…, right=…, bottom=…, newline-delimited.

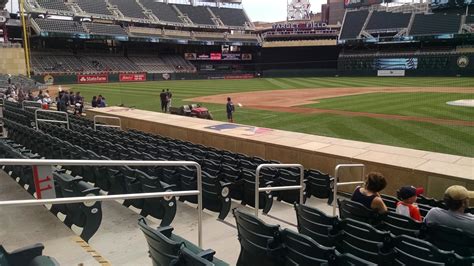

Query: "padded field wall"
left=0, top=47, right=26, bottom=75
left=87, top=107, right=474, bottom=203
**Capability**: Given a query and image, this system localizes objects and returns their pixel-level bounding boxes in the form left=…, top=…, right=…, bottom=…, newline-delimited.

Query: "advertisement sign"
left=272, top=22, right=329, bottom=30
left=377, top=70, right=406, bottom=77
left=32, top=165, right=56, bottom=199
left=224, top=74, right=254, bottom=79
left=242, top=54, right=253, bottom=61
left=184, top=53, right=197, bottom=60
left=210, top=53, right=222, bottom=60
left=374, top=58, right=418, bottom=70
left=119, top=73, right=147, bottom=82
left=197, top=54, right=210, bottom=60
left=43, top=74, right=54, bottom=85
left=77, top=74, right=108, bottom=84
left=187, top=53, right=252, bottom=61
left=222, top=54, right=241, bottom=61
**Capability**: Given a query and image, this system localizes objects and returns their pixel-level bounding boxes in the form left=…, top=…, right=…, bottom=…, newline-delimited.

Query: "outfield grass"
left=306, top=92, right=474, bottom=121
left=72, top=77, right=474, bottom=157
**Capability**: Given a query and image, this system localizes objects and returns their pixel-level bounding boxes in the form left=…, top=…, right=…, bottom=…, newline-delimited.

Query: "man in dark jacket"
left=160, top=89, right=168, bottom=113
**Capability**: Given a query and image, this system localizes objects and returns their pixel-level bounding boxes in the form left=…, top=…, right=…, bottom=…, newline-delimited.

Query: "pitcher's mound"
left=446, top=99, right=474, bottom=107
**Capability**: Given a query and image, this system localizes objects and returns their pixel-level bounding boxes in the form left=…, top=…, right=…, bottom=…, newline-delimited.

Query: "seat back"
left=280, top=229, right=336, bottom=265
left=338, top=199, right=382, bottom=226
left=305, top=169, right=332, bottom=199
left=233, top=208, right=283, bottom=265
left=333, top=253, right=376, bottom=266
left=294, top=203, right=339, bottom=247
left=335, top=218, right=393, bottom=264
left=276, top=169, right=303, bottom=204
left=171, top=248, right=214, bottom=266
left=381, top=194, right=398, bottom=212
left=393, top=235, right=457, bottom=266
left=424, top=224, right=474, bottom=256
left=381, top=211, right=422, bottom=237
left=138, top=218, right=182, bottom=266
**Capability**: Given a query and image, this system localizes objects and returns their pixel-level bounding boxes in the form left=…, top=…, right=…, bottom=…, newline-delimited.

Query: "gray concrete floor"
left=0, top=170, right=336, bottom=265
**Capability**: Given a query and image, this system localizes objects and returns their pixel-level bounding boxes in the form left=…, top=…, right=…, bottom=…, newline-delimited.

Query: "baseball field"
left=72, top=77, right=474, bottom=157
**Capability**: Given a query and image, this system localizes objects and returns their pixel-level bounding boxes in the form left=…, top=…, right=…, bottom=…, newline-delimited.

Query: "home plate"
left=446, top=99, right=474, bottom=107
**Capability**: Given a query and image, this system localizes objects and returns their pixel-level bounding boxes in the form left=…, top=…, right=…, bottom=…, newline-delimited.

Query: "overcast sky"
left=6, top=0, right=325, bottom=22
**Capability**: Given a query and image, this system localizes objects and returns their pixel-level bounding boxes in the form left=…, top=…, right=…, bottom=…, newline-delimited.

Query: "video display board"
left=374, top=58, right=418, bottom=70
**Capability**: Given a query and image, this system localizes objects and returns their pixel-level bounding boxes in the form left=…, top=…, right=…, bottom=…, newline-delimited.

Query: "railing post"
left=0, top=159, right=204, bottom=248
left=255, top=164, right=304, bottom=218
left=35, top=109, right=69, bottom=131
left=93, top=115, right=122, bottom=131
left=332, top=164, right=366, bottom=216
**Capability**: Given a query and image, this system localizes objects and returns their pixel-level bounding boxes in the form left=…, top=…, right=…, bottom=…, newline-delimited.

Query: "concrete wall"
left=87, top=107, right=474, bottom=202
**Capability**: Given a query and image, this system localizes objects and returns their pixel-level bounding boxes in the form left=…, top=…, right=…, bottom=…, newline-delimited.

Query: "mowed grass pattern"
left=72, top=77, right=474, bottom=157
left=306, top=92, right=474, bottom=121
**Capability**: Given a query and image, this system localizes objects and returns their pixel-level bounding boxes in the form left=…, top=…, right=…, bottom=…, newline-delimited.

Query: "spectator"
left=226, top=97, right=235, bottom=123
left=396, top=186, right=424, bottom=222
left=160, top=89, right=167, bottom=113
left=97, top=95, right=103, bottom=107
left=37, top=90, right=44, bottom=101
left=92, top=96, right=98, bottom=108
left=74, top=92, right=84, bottom=115
left=56, top=91, right=63, bottom=111
left=69, top=91, right=75, bottom=106
left=98, top=95, right=106, bottom=108
left=424, top=185, right=474, bottom=234
left=166, top=89, right=173, bottom=112
left=27, top=91, right=34, bottom=101
left=60, top=91, right=69, bottom=112
left=43, top=90, right=52, bottom=105
left=351, top=172, right=388, bottom=214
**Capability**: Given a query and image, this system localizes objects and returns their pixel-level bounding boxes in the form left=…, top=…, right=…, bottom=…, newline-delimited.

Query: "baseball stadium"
left=0, top=0, right=473, bottom=265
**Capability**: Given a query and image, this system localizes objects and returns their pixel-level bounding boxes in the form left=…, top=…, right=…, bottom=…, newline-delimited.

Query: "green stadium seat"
left=138, top=218, right=226, bottom=266
left=379, top=211, right=422, bottom=237
left=294, top=203, right=339, bottom=247
left=331, top=218, right=394, bottom=264
left=338, top=199, right=383, bottom=226
left=392, top=235, right=458, bottom=266
left=0, top=244, right=59, bottom=266
left=233, top=208, right=284, bottom=266
left=423, top=224, right=474, bottom=257
left=280, top=228, right=337, bottom=265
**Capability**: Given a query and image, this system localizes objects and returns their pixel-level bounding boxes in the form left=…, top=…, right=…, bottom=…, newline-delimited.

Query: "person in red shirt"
left=396, top=186, right=424, bottom=222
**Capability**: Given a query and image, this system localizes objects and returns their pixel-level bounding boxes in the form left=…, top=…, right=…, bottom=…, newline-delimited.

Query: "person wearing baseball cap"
left=424, top=185, right=474, bottom=234
left=396, top=186, right=424, bottom=222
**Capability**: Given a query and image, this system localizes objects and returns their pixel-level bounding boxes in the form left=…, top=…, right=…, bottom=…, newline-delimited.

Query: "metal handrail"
left=0, top=159, right=203, bottom=248
left=332, top=164, right=366, bottom=216
left=94, top=115, right=122, bottom=131
left=35, top=109, right=69, bottom=131
left=22, top=100, right=42, bottom=110
left=255, top=164, right=304, bottom=217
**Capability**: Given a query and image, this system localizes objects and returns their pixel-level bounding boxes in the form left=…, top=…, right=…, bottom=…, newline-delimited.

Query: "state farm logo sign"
left=77, top=74, right=108, bottom=84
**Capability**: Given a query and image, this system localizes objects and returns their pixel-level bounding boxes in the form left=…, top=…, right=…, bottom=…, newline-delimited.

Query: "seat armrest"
left=197, top=249, right=216, bottom=261
left=6, top=243, right=44, bottom=265
left=160, top=182, right=176, bottom=190
left=219, top=181, right=232, bottom=187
